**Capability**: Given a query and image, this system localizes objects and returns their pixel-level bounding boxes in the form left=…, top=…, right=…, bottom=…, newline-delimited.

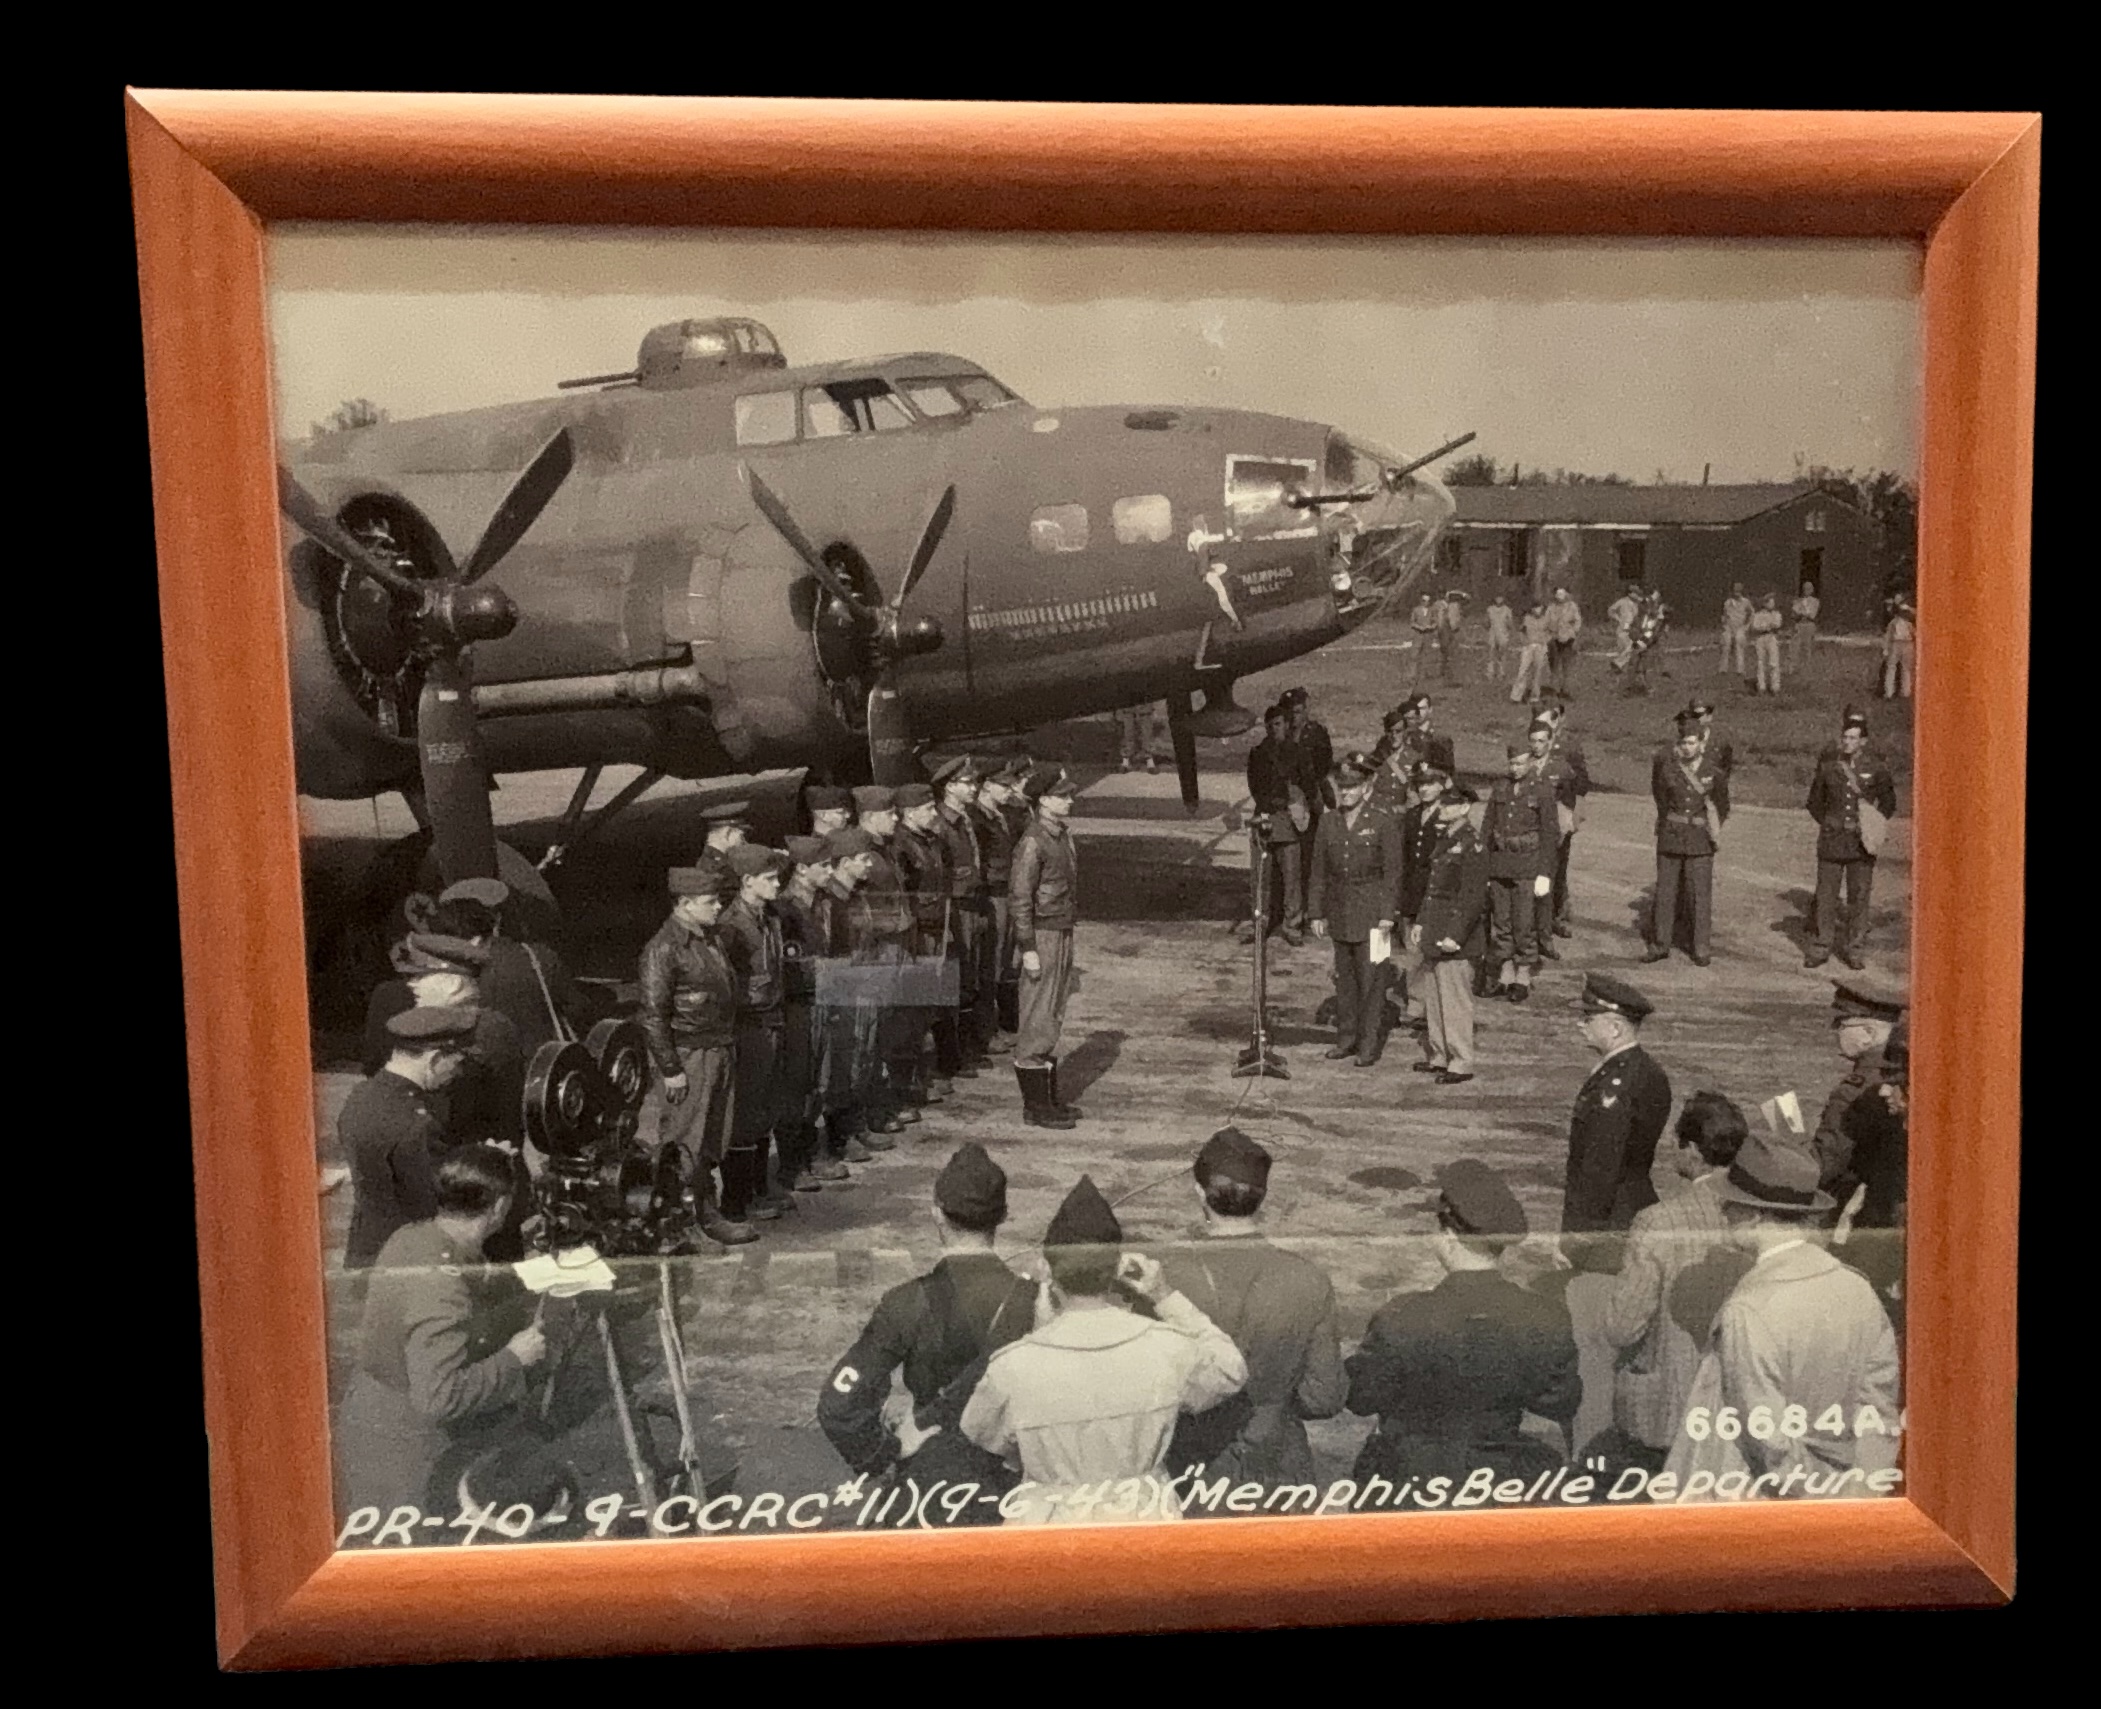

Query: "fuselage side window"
left=733, top=391, right=798, bottom=447
left=1112, top=494, right=1173, bottom=546
left=1030, top=504, right=1090, bottom=555
left=803, top=380, right=915, bottom=438
left=902, top=382, right=967, bottom=418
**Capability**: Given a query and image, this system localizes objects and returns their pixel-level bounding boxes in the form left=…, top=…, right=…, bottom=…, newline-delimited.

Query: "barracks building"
left=1436, top=483, right=1880, bottom=630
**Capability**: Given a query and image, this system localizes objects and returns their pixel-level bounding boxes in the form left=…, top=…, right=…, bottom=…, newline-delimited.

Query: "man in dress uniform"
left=1159, top=1129, right=1345, bottom=1498
left=822, top=826, right=899, bottom=1151
left=436, top=875, right=586, bottom=1053
left=1482, top=740, right=1557, bottom=1001
left=1683, top=697, right=1735, bottom=814
left=1833, top=1018, right=1908, bottom=1317
left=893, top=781, right=956, bottom=1105
left=817, top=1144, right=1037, bottom=1516
left=1307, top=751, right=1406, bottom=1066
left=720, top=843, right=796, bottom=1223
left=639, top=858, right=752, bottom=1245
left=1562, top=973, right=1675, bottom=1273
left=335, top=1145, right=546, bottom=1519
left=1241, top=703, right=1309, bottom=947
left=959, top=1175, right=1248, bottom=1525
left=1378, top=693, right=1457, bottom=779
left=973, top=761, right=1028, bottom=1053
left=851, top=784, right=921, bottom=1129
left=804, top=783, right=855, bottom=840
left=1647, top=710, right=1727, bottom=965
left=1528, top=699, right=1591, bottom=944
left=342, top=1005, right=479, bottom=1269
left=1284, top=686, right=1333, bottom=927
left=360, top=933, right=523, bottom=1152
left=1812, top=975, right=1906, bottom=1199
left=1663, top=1132, right=1900, bottom=1498
left=1393, top=763, right=1452, bottom=1036
left=1804, top=707, right=1899, bottom=970
left=1413, top=784, right=1488, bottom=1084
left=1009, top=767, right=1083, bottom=1127
left=1346, top=1160, right=1582, bottom=1493
left=776, top=835, right=847, bottom=1190
left=1596, top=1092, right=1754, bottom=1478
left=697, top=799, right=752, bottom=862
left=930, top=757, right=991, bottom=1069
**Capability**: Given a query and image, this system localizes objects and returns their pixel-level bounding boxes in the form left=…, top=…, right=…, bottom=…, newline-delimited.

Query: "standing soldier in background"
left=1790, top=580, right=1822, bottom=675
left=1412, top=782, right=1486, bottom=1084
left=1646, top=710, right=1727, bottom=966
left=1483, top=588, right=1515, bottom=681
left=1881, top=597, right=1916, bottom=699
left=974, top=761, right=1028, bottom=1054
left=1528, top=699, right=1591, bottom=946
left=434, top=876, right=586, bottom=1055
left=851, top=784, right=921, bottom=1130
left=720, top=843, right=796, bottom=1222
left=1307, top=751, right=1406, bottom=1066
left=1114, top=702, right=1166, bottom=774
left=1160, top=1129, right=1346, bottom=1498
left=1393, top=762, right=1450, bottom=1038
left=1284, top=687, right=1332, bottom=929
left=1684, top=697, right=1735, bottom=815
left=1511, top=597, right=1552, bottom=704
left=1750, top=592, right=1785, bottom=694
left=1607, top=584, right=1641, bottom=676
left=1009, top=767, right=1084, bottom=1128
left=804, top=782, right=855, bottom=840
left=823, top=825, right=899, bottom=1150
left=1482, top=740, right=1557, bottom=1002
left=1562, top=973, right=1674, bottom=1273
left=1436, top=587, right=1468, bottom=682
left=932, top=757, right=990, bottom=1069
left=1545, top=585, right=1583, bottom=696
left=1804, top=707, right=1898, bottom=970
left=341, top=1005, right=478, bottom=1269
left=776, top=835, right=847, bottom=1189
left=1405, top=590, right=1440, bottom=688
left=817, top=1144, right=1036, bottom=1516
left=1241, top=703, right=1309, bottom=948
left=1719, top=583, right=1752, bottom=678
left=894, top=781, right=958, bottom=1103
left=640, top=859, right=751, bottom=1246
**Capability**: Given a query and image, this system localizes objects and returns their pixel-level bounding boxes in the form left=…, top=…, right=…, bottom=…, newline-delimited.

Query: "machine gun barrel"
left=1386, top=431, right=1478, bottom=485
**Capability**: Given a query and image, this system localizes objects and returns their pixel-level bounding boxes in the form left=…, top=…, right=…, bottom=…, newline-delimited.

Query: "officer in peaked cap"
left=431, top=875, right=583, bottom=1052
left=1008, top=767, right=1083, bottom=1124
left=1346, top=1157, right=1579, bottom=1492
left=698, top=799, right=753, bottom=861
left=1814, top=973, right=1908, bottom=1199
left=339, top=1003, right=482, bottom=1269
left=1804, top=701, right=1897, bottom=971
left=959, top=1174, right=1248, bottom=1523
left=817, top=1142, right=1036, bottom=1513
left=1163, top=1129, right=1345, bottom=1498
left=931, top=755, right=992, bottom=1067
left=1307, top=747, right=1407, bottom=1065
left=1561, top=972, right=1675, bottom=1271
left=972, top=758, right=1030, bottom=1054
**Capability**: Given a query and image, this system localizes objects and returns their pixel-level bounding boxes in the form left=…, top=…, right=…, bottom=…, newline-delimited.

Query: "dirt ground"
left=306, top=636, right=1911, bottom=1514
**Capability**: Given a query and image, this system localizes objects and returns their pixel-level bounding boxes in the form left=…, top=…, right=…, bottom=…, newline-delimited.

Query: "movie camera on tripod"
left=523, top=1020, right=703, bottom=1255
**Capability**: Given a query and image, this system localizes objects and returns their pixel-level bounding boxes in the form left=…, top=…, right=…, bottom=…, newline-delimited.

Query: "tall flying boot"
left=1015, top=1062, right=1075, bottom=1130
left=1045, top=1057, right=1083, bottom=1122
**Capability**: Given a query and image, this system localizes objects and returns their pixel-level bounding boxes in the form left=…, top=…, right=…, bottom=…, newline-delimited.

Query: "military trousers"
left=1013, top=928, right=1075, bottom=1065
left=984, top=896, right=1017, bottom=1037
left=777, top=1000, right=820, bottom=1176
left=1536, top=834, right=1574, bottom=936
left=1510, top=643, right=1548, bottom=702
left=1420, top=954, right=1476, bottom=1075
left=1812, top=857, right=1875, bottom=955
left=1486, top=877, right=1541, bottom=983
left=1720, top=626, right=1749, bottom=674
left=1253, top=839, right=1301, bottom=933
left=659, top=1044, right=736, bottom=1172
left=1754, top=632, right=1782, bottom=692
left=1883, top=639, right=1915, bottom=698
left=1652, top=852, right=1713, bottom=960
left=1548, top=638, right=1577, bottom=695
left=1331, top=936, right=1385, bottom=1060
left=1790, top=619, right=1818, bottom=672
left=1484, top=635, right=1509, bottom=680
left=730, top=1020, right=782, bottom=1150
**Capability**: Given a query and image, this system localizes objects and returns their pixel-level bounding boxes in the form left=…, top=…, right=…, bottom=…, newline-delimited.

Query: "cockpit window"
left=731, top=323, right=781, bottom=359
left=953, top=375, right=1024, bottom=411
left=681, top=329, right=731, bottom=362
left=803, top=380, right=915, bottom=438
left=901, top=382, right=967, bottom=418
left=734, top=391, right=797, bottom=447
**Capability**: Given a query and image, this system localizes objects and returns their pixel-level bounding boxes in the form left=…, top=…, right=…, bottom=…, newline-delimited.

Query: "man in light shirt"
left=1607, top=585, right=1641, bottom=674
left=1789, top=581, right=1821, bottom=673
left=1510, top=598, right=1552, bottom=704
left=1881, top=600, right=1915, bottom=699
left=1720, top=583, right=1752, bottom=677
left=960, top=1175, right=1247, bottom=1524
left=1483, top=590, right=1515, bottom=681
left=1545, top=585, right=1584, bottom=695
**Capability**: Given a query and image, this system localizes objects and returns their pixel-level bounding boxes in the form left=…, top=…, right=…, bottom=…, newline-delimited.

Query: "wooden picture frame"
left=126, top=95, right=2033, bottom=1669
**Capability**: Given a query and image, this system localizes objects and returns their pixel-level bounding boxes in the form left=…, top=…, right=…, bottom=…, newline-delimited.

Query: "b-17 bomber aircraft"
left=279, top=315, right=1466, bottom=889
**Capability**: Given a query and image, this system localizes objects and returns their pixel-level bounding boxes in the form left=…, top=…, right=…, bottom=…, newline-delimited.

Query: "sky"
left=268, top=229, right=1920, bottom=486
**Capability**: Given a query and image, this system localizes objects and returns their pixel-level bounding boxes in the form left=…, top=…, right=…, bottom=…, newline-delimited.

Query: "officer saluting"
left=817, top=1144, right=1037, bottom=1516
left=1346, top=1160, right=1581, bottom=1493
left=1562, top=973, right=1675, bottom=1271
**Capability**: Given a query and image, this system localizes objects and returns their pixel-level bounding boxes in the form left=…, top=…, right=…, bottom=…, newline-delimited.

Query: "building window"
left=1806, top=509, right=1828, bottom=533
left=1616, top=536, right=1648, bottom=583
left=1501, top=530, right=1533, bottom=578
left=1437, top=535, right=1464, bottom=574
left=1029, top=504, right=1090, bottom=554
left=1111, top=494, right=1172, bottom=546
left=733, top=392, right=797, bottom=447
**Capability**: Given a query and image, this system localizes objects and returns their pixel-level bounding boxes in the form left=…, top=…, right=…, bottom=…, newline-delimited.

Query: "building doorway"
left=1798, top=547, right=1824, bottom=592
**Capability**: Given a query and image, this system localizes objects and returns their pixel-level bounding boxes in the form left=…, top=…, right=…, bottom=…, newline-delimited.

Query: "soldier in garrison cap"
left=1663, top=1131, right=1900, bottom=1499
left=1308, top=750, right=1407, bottom=1065
left=1347, top=1159, right=1581, bottom=1496
left=1803, top=706, right=1898, bottom=971
left=973, top=762, right=1032, bottom=1051
left=1813, top=975, right=1908, bottom=1201
left=1241, top=704, right=1311, bottom=947
left=340, top=1004, right=481, bottom=1269
left=933, top=757, right=993, bottom=1069
left=435, top=876, right=587, bottom=1056
left=1008, top=768, right=1084, bottom=1125
left=845, top=785, right=920, bottom=1132
left=1646, top=710, right=1728, bottom=965
left=719, top=844, right=797, bottom=1224
left=813, top=826, right=892, bottom=1159
left=1561, top=974, right=1675, bottom=1273
left=641, top=862, right=752, bottom=1245
left=1159, top=1131, right=1344, bottom=1499
left=1527, top=699, right=1592, bottom=946
left=817, top=1144, right=1036, bottom=1515
left=1482, top=737, right=1557, bottom=1001
left=334, top=1144, right=546, bottom=1518
left=891, top=780, right=960, bottom=1105
left=803, top=782, right=855, bottom=839
left=960, top=1175, right=1248, bottom=1525
left=775, top=835, right=848, bottom=1188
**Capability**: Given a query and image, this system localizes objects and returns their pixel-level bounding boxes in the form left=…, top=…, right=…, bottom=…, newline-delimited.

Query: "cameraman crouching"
left=335, top=1146, right=548, bottom=1521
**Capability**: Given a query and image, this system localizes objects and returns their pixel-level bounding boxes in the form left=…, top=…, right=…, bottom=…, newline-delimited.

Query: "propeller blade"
left=742, top=464, right=878, bottom=619
left=1166, top=692, right=1202, bottom=814
left=416, top=653, right=501, bottom=883
left=459, top=429, right=576, bottom=585
left=277, top=466, right=424, bottom=601
left=866, top=669, right=918, bottom=786
left=896, top=485, right=957, bottom=609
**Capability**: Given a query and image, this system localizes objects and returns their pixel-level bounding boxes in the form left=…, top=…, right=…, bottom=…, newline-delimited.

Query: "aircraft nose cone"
left=891, top=614, right=944, bottom=659
left=444, top=583, right=520, bottom=645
